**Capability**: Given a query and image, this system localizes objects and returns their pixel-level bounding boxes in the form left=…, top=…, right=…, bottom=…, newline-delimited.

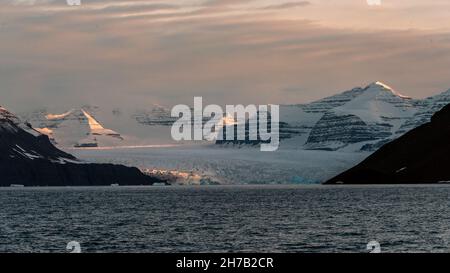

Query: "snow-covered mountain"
left=133, top=104, right=178, bottom=126
left=19, top=107, right=124, bottom=148
left=0, top=106, right=79, bottom=164
left=396, top=88, right=450, bottom=135
left=326, top=103, right=450, bottom=184
left=17, top=82, right=450, bottom=152
left=0, top=106, right=162, bottom=186
left=304, top=82, right=416, bottom=151
left=216, top=81, right=450, bottom=152
left=19, top=104, right=214, bottom=148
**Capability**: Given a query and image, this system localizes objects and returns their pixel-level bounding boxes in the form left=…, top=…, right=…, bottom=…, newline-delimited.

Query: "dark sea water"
left=1, top=185, right=450, bottom=253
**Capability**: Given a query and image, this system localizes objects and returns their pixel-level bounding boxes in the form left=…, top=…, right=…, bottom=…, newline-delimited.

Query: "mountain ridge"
left=325, top=103, right=450, bottom=184
left=0, top=106, right=163, bottom=187
left=216, top=81, right=423, bottom=151
left=16, top=81, right=450, bottom=152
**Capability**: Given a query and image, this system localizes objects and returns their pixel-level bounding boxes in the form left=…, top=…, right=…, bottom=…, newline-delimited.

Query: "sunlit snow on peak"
left=369, top=81, right=411, bottom=99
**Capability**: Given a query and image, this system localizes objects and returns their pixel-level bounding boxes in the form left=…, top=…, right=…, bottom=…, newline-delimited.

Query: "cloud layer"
left=1, top=0, right=450, bottom=111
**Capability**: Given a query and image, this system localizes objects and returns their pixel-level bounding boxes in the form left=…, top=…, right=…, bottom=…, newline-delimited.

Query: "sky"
left=1, top=0, right=450, bottom=111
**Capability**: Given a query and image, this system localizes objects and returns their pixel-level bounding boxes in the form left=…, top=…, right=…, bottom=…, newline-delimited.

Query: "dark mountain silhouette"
left=0, top=106, right=162, bottom=187
left=325, top=104, right=450, bottom=184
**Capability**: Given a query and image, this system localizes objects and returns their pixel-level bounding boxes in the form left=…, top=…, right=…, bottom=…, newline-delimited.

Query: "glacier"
left=69, top=145, right=369, bottom=185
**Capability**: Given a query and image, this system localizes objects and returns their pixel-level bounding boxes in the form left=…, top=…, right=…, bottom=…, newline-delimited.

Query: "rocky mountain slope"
left=217, top=82, right=420, bottom=151
left=397, top=88, right=450, bottom=134
left=325, top=103, right=450, bottom=184
left=0, top=106, right=162, bottom=186
left=304, top=82, right=416, bottom=151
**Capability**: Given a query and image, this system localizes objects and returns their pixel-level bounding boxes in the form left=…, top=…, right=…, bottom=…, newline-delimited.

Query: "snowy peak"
left=46, top=109, right=74, bottom=120
left=81, top=109, right=121, bottom=137
left=301, top=82, right=410, bottom=115
left=0, top=106, right=77, bottom=163
left=365, top=81, right=411, bottom=99
left=305, top=82, right=416, bottom=151
left=371, top=81, right=393, bottom=89
left=0, top=106, right=41, bottom=137
left=215, top=81, right=419, bottom=152
left=20, top=107, right=124, bottom=148
left=333, top=82, right=415, bottom=121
